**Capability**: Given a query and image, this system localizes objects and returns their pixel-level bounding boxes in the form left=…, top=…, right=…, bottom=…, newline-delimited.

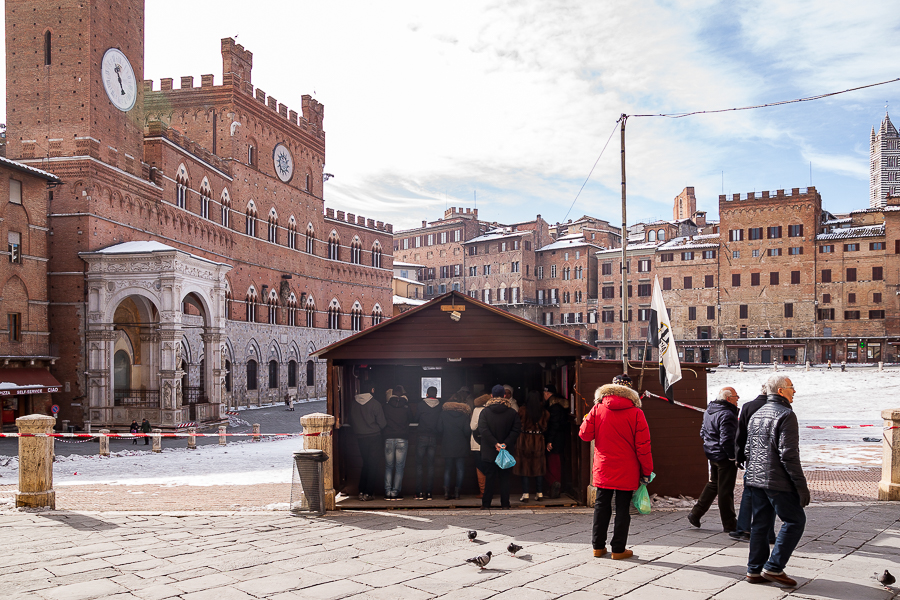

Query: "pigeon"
left=467, top=530, right=477, bottom=542
left=466, top=551, right=492, bottom=569
left=507, top=542, right=523, bottom=555
left=876, top=570, right=895, bottom=587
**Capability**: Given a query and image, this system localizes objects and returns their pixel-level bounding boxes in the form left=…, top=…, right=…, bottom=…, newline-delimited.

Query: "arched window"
left=246, top=201, right=258, bottom=237
left=305, top=172, right=311, bottom=192
left=350, top=302, right=363, bottom=331
left=328, top=300, right=341, bottom=330
left=305, top=297, right=316, bottom=327
left=246, top=287, right=258, bottom=323
left=372, top=305, right=384, bottom=326
left=248, top=144, right=257, bottom=167
left=267, top=209, right=278, bottom=243
left=648, top=229, right=656, bottom=242
left=328, top=232, right=340, bottom=260
left=225, top=290, right=233, bottom=320
left=658, top=229, right=666, bottom=241
left=267, top=290, right=279, bottom=325
left=350, top=238, right=362, bottom=264
left=288, top=217, right=297, bottom=250
left=199, top=179, right=212, bottom=219
left=224, top=360, right=232, bottom=392
left=247, top=359, right=258, bottom=390
left=306, top=359, right=315, bottom=386
left=114, top=350, right=131, bottom=393
left=268, top=360, right=278, bottom=389
left=287, top=293, right=298, bottom=327
left=221, top=189, right=231, bottom=227
left=306, top=224, right=315, bottom=254
left=371, top=242, right=382, bottom=268
left=288, top=360, right=298, bottom=387
left=175, top=165, right=189, bottom=209
left=44, top=31, right=52, bottom=66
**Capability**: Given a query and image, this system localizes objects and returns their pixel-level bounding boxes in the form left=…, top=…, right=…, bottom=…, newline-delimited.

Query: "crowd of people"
left=348, top=382, right=571, bottom=508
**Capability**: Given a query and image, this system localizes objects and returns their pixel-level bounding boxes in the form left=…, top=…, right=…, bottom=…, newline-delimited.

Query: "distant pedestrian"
left=130, top=420, right=139, bottom=445
left=383, top=387, right=411, bottom=500
left=688, top=387, right=739, bottom=532
left=743, top=374, right=809, bottom=587
left=440, top=398, right=471, bottom=499
left=349, top=387, right=385, bottom=501
left=513, top=390, right=549, bottom=502
left=470, top=390, right=491, bottom=496
left=477, top=384, right=521, bottom=509
left=731, top=385, right=776, bottom=543
left=543, top=384, right=569, bottom=499
left=141, top=418, right=151, bottom=445
left=414, top=386, right=442, bottom=500
left=285, top=394, right=294, bottom=411
left=579, top=374, right=652, bottom=560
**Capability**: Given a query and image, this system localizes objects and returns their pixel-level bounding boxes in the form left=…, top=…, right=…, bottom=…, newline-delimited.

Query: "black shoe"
left=426, top=492, right=432, bottom=500
left=444, top=489, right=451, bottom=500
left=687, top=514, right=701, bottom=528
left=363, top=494, right=374, bottom=501
left=454, top=488, right=460, bottom=499
left=415, top=493, right=424, bottom=500
left=393, top=495, right=404, bottom=501
left=729, top=531, right=750, bottom=542
left=551, top=482, right=561, bottom=499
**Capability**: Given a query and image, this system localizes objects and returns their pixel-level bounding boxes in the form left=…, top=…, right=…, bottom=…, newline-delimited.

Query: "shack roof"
left=314, top=290, right=596, bottom=363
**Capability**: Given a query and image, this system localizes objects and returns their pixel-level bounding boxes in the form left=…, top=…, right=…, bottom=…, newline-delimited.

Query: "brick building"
left=5, top=0, right=393, bottom=429
left=549, top=215, right=621, bottom=249
left=534, top=234, right=601, bottom=342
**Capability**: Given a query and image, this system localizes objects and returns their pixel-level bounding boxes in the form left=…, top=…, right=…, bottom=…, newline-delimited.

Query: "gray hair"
left=716, top=388, right=735, bottom=401
left=764, top=374, right=791, bottom=395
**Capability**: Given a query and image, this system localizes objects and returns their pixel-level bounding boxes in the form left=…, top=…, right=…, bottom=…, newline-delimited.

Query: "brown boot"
left=762, top=571, right=797, bottom=587
left=476, top=468, right=486, bottom=496
left=611, top=550, right=633, bottom=560
left=592, top=548, right=607, bottom=558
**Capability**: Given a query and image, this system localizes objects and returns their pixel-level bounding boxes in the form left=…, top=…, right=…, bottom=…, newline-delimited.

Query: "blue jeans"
left=443, top=456, right=465, bottom=490
left=416, top=435, right=437, bottom=494
left=384, top=438, right=408, bottom=496
left=747, top=486, right=806, bottom=574
left=736, top=481, right=776, bottom=541
left=521, top=475, right=544, bottom=495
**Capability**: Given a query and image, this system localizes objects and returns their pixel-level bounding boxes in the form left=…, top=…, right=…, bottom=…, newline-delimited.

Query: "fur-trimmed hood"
left=474, top=393, right=491, bottom=407
left=442, top=401, right=471, bottom=415
left=548, top=394, right=569, bottom=409
left=595, top=384, right=641, bottom=408
left=486, top=397, right=511, bottom=408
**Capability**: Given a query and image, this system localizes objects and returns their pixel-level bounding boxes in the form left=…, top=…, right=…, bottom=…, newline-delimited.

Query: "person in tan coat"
left=513, top=390, right=550, bottom=502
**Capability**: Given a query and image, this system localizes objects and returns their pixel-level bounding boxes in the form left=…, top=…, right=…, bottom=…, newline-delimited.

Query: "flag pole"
left=619, top=114, right=628, bottom=373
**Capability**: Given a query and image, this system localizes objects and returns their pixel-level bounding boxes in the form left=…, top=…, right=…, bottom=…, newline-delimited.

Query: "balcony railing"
left=114, top=389, right=160, bottom=408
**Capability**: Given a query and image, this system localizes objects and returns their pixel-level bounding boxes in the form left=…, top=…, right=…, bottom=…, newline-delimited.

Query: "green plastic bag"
left=632, top=472, right=656, bottom=514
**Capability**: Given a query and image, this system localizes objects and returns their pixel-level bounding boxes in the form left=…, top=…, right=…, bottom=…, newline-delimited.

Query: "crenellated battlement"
left=325, top=207, right=393, bottom=233
left=719, top=186, right=817, bottom=202
left=144, top=121, right=232, bottom=176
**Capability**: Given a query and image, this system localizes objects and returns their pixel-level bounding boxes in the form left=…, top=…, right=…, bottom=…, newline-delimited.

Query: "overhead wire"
left=562, top=120, right=620, bottom=223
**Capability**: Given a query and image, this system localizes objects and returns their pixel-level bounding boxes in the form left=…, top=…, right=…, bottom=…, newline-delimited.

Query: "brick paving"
left=1, top=502, right=897, bottom=599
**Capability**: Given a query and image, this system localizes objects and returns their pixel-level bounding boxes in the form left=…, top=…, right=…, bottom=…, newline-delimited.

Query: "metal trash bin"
left=290, top=449, right=329, bottom=516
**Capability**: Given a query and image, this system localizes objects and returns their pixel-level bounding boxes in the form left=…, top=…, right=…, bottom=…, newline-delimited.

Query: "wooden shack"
left=314, top=291, right=710, bottom=507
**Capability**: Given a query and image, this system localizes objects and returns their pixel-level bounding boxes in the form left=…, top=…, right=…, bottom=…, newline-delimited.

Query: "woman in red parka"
left=579, top=374, right=653, bottom=560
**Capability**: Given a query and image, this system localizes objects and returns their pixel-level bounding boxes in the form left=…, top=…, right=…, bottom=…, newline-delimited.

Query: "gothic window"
left=199, top=179, right=212, bottom=219
left=306, top=224, right=315, bottom=254
left=328, top=232, right=340, bottom=260
left=175, top=165, right=189, bottom=209
left=268, top=209, right=278, bottom=243
left=287, top=293, right=299, bottom=327
left=657, top=229, right=666, bottom=241
left=372, top=242, right=382, bottom=268
left=246, top=201, right=258, bottom=237
left=288, top=360, right=298, bottom=387
left=246, top=287, right=258, bottom=323
left=350, top=302, right=363, bottom=331
left=328, top=300, right=341, bottom=330
left=306, top=360, right=315, bottom=386
left=268, top=360, right=278, bottom=389
left=372, top=304, right=384, bottom=326
left=246, top=360, right=258, bottom=390
left=267, top=291, right=278, bottom=324
left=288, top=217, right=297, bottom=250
left=350, top=238, right=362, bottom=264
left=220, top=188, right=231, bottom=227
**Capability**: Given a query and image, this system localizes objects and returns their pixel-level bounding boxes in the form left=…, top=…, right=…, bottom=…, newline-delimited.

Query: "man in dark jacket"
left=141, top=418, right=151, bottom=446
left=383, top=388, right=411, bottom=500
left=349, top=387, right=386, bottom=501
left=688, top=387, right=739, bottom=532
left=543, top=384, right=569, bottom=499
left=477, top=384, right=521, bottom=509
left=730, top=385, right=774, bottom=542
left=440, top=400, right=472, bottom=499
left=744, top=374, right=809, bottom=587
left=414, top=386, right=442, bottom=500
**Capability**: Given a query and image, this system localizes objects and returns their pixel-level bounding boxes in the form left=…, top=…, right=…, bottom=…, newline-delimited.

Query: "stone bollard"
left=805, top=361, right=811, bottom=372
left=739, top=361, right=744, bottom=372
left=219, top=425, right=227, bottom=446
left=879, top=362, right=884, bottom=372
left=300, top=413, right=336, bottom=510
left=773, top=361, right=778, bottom=371
left=84, top=421, right=91, bottom=434
left=188, top=427, right=197, bottom=450
left=252, top=423, right=261, bottom=442
left=99, top=429, right=110, bottom=456
left=841, top=361, right=846, bottom=372
left=879, top=409, right=900, bottom=501
left=15, top=414, right=56, bottom=509
left=152, top=428, right=162, bottom=453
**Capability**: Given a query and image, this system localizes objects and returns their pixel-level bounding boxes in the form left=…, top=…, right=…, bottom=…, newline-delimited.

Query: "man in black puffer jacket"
left=743, top=374, right=809, bottom=588
left=688, top=387, right=739, bottom=532
left=729, top=385, right=774, bottom=542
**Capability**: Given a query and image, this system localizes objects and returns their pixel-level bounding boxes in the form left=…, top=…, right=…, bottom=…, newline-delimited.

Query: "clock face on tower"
left=273, top=143, right=294, bottom=183
left=101, top=48, right=137, bottom=112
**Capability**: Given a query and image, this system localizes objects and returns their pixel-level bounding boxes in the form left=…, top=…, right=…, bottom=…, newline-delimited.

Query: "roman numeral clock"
left=101, top=48, right=137, bottom=112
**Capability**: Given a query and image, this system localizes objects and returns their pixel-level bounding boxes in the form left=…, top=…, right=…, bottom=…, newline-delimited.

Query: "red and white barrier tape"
left=641, top=391, right=706, bottom=413
left=0, top=431, right=330, bottom=438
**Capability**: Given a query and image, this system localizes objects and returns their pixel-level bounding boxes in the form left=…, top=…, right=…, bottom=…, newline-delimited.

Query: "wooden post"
left=879, top=409, right=900, bottom=501
left=152, top=428, right=162, bottom=453
left=15, top=415, right=56, bottom=509
left=619, top=114, right=629, bottom=372
left=219, top=425, right=227, bottom=446
left=188, top=427, right=197, bottom=450
left=252, top=423, right=261, bottom=442
left=300, top=412, right=336, bottom=510
left=99, top=429, right=110, bottom=456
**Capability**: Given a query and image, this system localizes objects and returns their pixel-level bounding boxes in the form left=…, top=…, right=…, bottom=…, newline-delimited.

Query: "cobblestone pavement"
left=1, top=503, right=898, bottom=600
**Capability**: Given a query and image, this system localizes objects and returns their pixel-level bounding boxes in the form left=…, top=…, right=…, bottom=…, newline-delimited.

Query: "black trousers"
left=592, top=488, right=634, bottom=553
left=690, top=459, right=738, bottom=531
left=356, top=434, right=383, bottom=496
left=481, top=460, right=512, bottom=508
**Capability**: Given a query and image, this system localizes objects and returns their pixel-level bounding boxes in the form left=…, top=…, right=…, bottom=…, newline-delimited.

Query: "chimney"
left=422, top=220, right=427, bottom=228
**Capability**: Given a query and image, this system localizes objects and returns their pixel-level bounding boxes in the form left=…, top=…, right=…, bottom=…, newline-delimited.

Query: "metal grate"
left=290, top=450, right=328, bottom=516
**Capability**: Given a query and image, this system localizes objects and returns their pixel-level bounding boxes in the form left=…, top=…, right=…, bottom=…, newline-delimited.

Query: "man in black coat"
left=688, top=387, right=739, bottom=532
left=730, top=384, right=772, bottom=542
left=743, top=374, right=809, bottom=587
left=477, top=384, right=521, bottom=509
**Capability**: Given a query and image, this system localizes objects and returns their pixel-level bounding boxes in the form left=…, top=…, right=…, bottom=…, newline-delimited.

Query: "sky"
left=2, top=0, right=899, bottom=231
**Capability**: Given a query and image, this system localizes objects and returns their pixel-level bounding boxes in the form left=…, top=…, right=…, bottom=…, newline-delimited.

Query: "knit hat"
left=612, top=374, right=633, bottom=388
left=491, top=384, right=506, bottom=398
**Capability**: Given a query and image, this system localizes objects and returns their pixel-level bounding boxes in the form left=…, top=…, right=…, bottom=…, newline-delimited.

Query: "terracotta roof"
left=0, top=156, right=62, bottom=183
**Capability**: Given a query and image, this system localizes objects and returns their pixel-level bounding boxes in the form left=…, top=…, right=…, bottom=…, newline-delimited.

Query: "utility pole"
left=620, top=114, right=628, bottom=373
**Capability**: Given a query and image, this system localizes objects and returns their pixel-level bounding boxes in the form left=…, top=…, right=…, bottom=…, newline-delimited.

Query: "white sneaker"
left=536, top=493, right=544, bottom=500
left=520, top=493, right=529, bottom=503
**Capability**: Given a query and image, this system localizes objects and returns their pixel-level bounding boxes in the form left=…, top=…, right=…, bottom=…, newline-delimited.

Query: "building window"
left=704, top=275, right=714, bottom=288
left=350, top=239, right=362, bottom=264
left=752, top=249, right=759, bottom=257
left=328, top=234, right=340, bottom=260
left=328, top=304, right=340, bottom=329
left=740, top=327, right=747, bottom=338
left=247, top=360, right=258, bottom=390
left=372, top=243, right=382, bottom=268
left=246, top=204, right=258, bottom=237
left=873, top=292, right=882, bottom=303
left=732, top=251, right=740, bottom=259
left=870, top=242, right=885, bottom=250
left=848, top=293, right=856, bottom=304
left=819, top=245, right=834, bottom=253
left=739, top=305, right=748, bottom=319
left=246, top=290, right=257, bottom=323
left=731, top=273, right=740, bottom=287
left=8, top=232, right=21, bottom=263
left=688, top=306, right=697, bottom=321
left=468, top=266, right=477, bottom=277
left=662, top=277, right=671, bottom=291
left=767, top=248, right=782, bottom=257
left=684, top=276, right=693, bottom=289
left=602, top=262, right=613, bottom=274
left=268, top=360, right=279, bottom=389
left=681, top=252, right=694, bottom=261
left=537, top=266, right=544, bottom=279
left=844, top=311, right=860, bottom=320
left=562, top=267, right=570, bottom=280
left=638, top=259, right=651, bottom=272
left=791, top=271, right=800, bottom=284
left=729, top=229, right=743, bottom=242
left=306, top=225, right=315, bottom=254
left=7, top=313, right=21, bottom=342
left=822, top=293, right=831, bottom=304
left=770, top=272, right=779, bottom=285
left=784, top=303, right=793, bottom=318
left=818, top=308, right=834, bottom=320
left=287, top=222, right=297, bottom=250
left=350, top=307, right=363, bottom=331
left=306, top=360, right=315, bottom=386
left=176, top=182, right=187, bottom=209
left=550, top=265, right=557, bottom=278
left=9, top=179, right=22, bottom=204
left=511, top=261, right=520, bottom=273
left=707, top=306, right=715, bottom=320
left=602, top=286, right=615, bottom=299
left=267, top=297, right=278, bottom=324
left=789, top=247, right=802, bottom=255
left=306, top=301, right=315, bottom=327
left=637, top=283, right=651, bottom=297
left=637, top=308, right=651, bottom=321
left=660, top=253, right=674, bottom=262
left=602, top=310, right=615, bottom=323
left=767, top=226, right=782, bottom=239
left=288, top=360, right=298, bottom=387
left=873, top=266, right=883, bottom=280
left=821, top=269, right=831, bottom=283
left=268, top=212, right=278, bottom=243
left=846, top=268, right=857, bottom=282
left=200, top=192, right=210, bottom=219
left=703, top=250, right=716, bottom=259
left=224, top=360, right=232, bottom=392
left=844, top=243, right=859, bottom=252
left=483, top=264, right=491, bottom=276
left=248, top=145, right=257, bottom=167
left=749, top=228, right=762, bottom=240
left=751, top=272, right=760, bottom=286
left=788, top=224, right=803, bottom=237
left=869, top=310, right=886, bottom=319
left=372, top=307, right=384, bottom=325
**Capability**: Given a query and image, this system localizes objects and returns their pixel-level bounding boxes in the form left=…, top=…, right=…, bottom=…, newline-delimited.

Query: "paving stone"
left=711, top=580, right=788, bottom=600
left=232, top=571, right=333, bottom=595
left=45, top=558, right=112, bottom=577
left=790, top=575, right=896, bottom=600
left=172, top=573, right=239, bottom=594
left=179, top=587, right=257, bottom=600
left=37, top=578, right=127, bottom=600
left=616, top=583, right=713, bottom=599
left=343, top=583, right=435, bottom=599
left=652, top=568, right=738, bottom=593
left=296, top=579, right=373, bottom=599
left=488, top=588, right=556, bottom=600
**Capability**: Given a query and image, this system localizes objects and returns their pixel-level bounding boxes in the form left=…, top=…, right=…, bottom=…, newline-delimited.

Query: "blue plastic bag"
left=495, top=448, right=516, bottom=469
left=632, top=472, right=656, bottom=514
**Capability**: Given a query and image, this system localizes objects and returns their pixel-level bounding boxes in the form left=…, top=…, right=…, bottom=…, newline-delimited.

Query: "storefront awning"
left=0, top=369, right=62, bottom=396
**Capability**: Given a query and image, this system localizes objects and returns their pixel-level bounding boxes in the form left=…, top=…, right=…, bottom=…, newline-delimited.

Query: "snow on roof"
left=464, top=229, right=530, bottom=244
left=393, top=295, right=427, bottom=306
left=596, top=241, right=660, bottom=255
left=0, top=156, right=62, bottom=182
left=393, top=261, right=425, bottom=268
left=538, top=234, right=602, bottom=252
left=393, top=275, right=423, bottom=286
left=657, top=235, right=720, bottom=251
left=823, top=217, right=853, bottom=226
left=816, top=224, right=885, bottom=241
left=95, top=241, right=178, bottom=253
